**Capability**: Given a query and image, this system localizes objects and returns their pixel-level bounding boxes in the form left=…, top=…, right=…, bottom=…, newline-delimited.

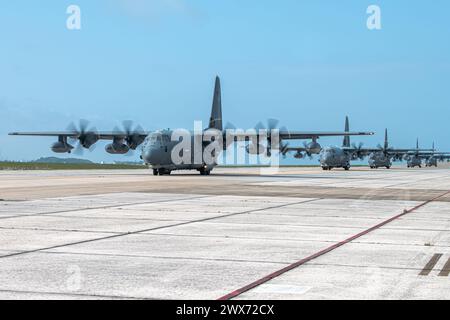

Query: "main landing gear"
left=153, top=169, right=171, bottom=176
left=199, top=168, right=211, bottom=176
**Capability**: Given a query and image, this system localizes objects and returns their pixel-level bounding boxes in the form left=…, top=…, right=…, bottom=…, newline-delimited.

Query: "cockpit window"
left=147, top=133, right=163, bottom=144
left=162, top=135, right=170, bottom=143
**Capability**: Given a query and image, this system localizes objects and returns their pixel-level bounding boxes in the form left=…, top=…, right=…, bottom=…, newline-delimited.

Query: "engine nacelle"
left=305, top=141, right=321, bottom=154
left=51, top=142, right=74, bottom=153
left=245, top=144, right=265, bottom=155
left=105, top=143, right=130, bottom=154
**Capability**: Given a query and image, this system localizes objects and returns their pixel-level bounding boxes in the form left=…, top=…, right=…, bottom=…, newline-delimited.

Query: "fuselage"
left=407, top=155, right=422, bottom=168
left=140, top=130, right=219, bottom=175
left=368, top=151, right=391, bottom=169
left=425, top=156, right=438, bottom=167
left=319, top=146, right=351, bottom=170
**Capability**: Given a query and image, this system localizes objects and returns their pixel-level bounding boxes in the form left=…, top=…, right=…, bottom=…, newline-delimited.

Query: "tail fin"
left=342, top=116, right=350, bottom=147
left=384, top=129, right=389, bottom=150
left=416, top=138, right=419, bottom=150
left=209, top=76, right=223, bottom=131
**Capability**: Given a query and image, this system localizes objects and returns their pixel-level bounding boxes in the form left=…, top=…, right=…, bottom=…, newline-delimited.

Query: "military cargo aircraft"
left=404, top=140, right=442, bottom=168
left=9, top=77, right=374, bottom=175
left=284, top=117, right=432, bottom=170
left=284, top=117, right=369, bottom=170
left=406, top=142, right=450, bottom=168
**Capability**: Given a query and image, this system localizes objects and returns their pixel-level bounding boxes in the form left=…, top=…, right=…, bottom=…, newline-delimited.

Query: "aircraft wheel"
left=153, top=169, right=158, bottom=176
left=322, top=167, right=328, bottom=171
left=386, top=166, right=391, bottom=169
left=158, top=169, right=171, bottom=175
left=344, top=166, right=350, bottom=171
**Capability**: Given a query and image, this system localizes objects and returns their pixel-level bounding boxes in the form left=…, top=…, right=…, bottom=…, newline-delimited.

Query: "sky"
left=0, top=0, right=449, bottom=163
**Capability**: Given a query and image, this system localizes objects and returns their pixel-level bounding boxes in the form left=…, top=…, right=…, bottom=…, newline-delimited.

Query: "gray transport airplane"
left=284, top=117, right=433, bottom=170
left=405, top=141, right=450, bottom=168
left=9, top=77, right=374, bottom=175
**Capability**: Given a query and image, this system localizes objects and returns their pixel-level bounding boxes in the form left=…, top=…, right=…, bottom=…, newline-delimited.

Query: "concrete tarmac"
left=0, top=167, right=449, bottom=299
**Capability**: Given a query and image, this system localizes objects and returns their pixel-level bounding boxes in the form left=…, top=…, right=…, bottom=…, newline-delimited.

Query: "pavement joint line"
left=0, top=195, right=210, bottom=221
left=134, top=232, right=450, bottom=248
left=382, top=173, right=448, bottom=188
left=37, top=250, right=292, bottom=265
left=0, top=226, right=122, bottom=235
left=305, top=262, right=446, bottom=272
left=0, top=198, right=319, bottom=260
left=217, top=189, right=450, bottom=300
left=0, top=288, right=153, bottom=300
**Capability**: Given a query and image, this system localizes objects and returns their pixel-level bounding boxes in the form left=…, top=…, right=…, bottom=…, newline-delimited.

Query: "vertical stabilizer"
left=342, top=116, right=350, bottom=147
left=384, top=129, right=389, bottom=150
left=209, top=76, right=223, bottom=131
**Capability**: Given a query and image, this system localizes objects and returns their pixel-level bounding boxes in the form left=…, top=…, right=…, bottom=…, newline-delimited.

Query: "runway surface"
left=0, top=167, right=449, bottom=299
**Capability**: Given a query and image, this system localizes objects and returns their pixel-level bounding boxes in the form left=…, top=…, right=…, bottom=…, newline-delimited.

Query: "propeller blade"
left=67, top=122, right=78, bottom=133
left=79, top=119, right=90, bottom=133
left=122, top=120, right=134, bottom=133
left=255, top=121, right=265, bottom=131
left=73, top=142, right=84, bottom=155
left=267, top=118, right=279, bottom=131
left=224, top=122, right=237, bottom=130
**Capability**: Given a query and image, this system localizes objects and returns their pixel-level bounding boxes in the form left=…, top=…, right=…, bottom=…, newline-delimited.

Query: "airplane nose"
left=142, top=147, right=159, bottom=164
left=320, top=153, right=330, bottom=164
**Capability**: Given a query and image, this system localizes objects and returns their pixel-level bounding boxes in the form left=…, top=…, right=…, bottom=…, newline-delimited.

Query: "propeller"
left=121, top=120, right=146, bottom=150
left=67, top=119, right=99, bottom=155
left=351, top=142, right=366, bottom=160
left=224, top=121, right=237, bottom=131
left=302, top=141, right=314, bottom=159
left=252, top=118, right=289, bottom=156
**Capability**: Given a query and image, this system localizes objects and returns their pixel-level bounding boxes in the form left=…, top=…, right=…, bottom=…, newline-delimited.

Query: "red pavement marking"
left=218, top=190, right=450, bottom=300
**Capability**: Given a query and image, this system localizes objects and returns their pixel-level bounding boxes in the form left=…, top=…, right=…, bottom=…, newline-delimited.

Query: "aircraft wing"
left=10, top=130, right=373, bottom=140
left=8, top=131, right=150, bottom=140
left=278, top=131, right=374, bottom=140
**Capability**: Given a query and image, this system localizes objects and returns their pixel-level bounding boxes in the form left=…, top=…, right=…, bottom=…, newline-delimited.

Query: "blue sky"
left=0, top=0, right=449, bottom=162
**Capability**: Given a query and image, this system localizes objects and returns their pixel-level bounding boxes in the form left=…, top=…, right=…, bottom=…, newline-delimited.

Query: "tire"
left=386, top=166, right=390, bottom=169
left=344, top=166, right=350, bottom=171
left=158, top=169, right=170, bottom=175
left=153, top=169, right=158, bottom=176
